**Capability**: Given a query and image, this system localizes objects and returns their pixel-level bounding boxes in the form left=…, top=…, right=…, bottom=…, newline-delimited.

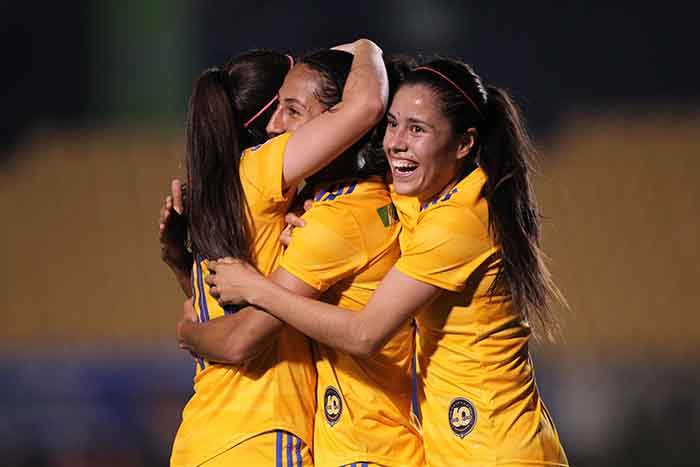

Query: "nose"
left=265, top=104, right=285, bottom=137
left=384, top=125, right=408, bottom=154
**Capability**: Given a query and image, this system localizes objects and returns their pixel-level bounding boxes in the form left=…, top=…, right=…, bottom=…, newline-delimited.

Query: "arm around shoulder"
left=282, top=39, right=389, bottom=188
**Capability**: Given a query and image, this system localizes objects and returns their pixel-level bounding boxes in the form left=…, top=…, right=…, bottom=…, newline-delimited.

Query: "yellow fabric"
left=200, top=431, right=313, bottom=467
left=393, top=168, right=568, bottom=467
left=280, top=177, right=424, bottom=467
left=171, top=133, right=317, bottom=467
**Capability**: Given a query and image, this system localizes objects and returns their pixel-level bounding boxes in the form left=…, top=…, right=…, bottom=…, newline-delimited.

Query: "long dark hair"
left=299, top=50, right=413, bottom=186
left=403, top=59, right=564, bottom=340
left=186, top=50, right=291, bottom=262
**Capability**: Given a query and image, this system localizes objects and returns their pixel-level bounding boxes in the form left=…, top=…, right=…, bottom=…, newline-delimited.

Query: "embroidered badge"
left=323, top=386, right=343, bottom=426
left=448, top=397, right=476, bottom=438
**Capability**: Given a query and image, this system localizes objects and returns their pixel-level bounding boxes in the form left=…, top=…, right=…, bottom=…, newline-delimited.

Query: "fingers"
left=204, top=274, right=221, bottom=298
left=284, top=213, right=306, bottom=228
left=183, top=298, right=197, bottom=322
left=159, top=196, right=172, bottom=232
left=303, top=199, right=313, bottom=212
left=171, top=179, right=184, bottom=214
left=279, top=224, right=293, bottom=247
left=331, top=42, right=355, bottom=54
left=280, top=212, right=306, bottom=246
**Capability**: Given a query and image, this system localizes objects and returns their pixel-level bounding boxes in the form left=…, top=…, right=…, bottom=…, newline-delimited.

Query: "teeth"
left=391, top=160, right=418, bottom=169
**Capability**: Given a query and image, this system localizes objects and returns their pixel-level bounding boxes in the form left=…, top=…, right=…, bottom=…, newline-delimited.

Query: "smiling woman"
left=384, top=83, right=477, bottom=203
left=161, top=40, right=390, bottom=467
left=205, top=57, right=569, bottom=466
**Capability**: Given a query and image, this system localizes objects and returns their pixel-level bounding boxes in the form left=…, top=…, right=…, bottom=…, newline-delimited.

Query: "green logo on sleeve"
left=377, top=203, right=399, bottom=227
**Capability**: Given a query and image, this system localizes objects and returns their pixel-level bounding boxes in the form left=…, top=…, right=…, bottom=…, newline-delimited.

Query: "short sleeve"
left=395, top=205, right=495, bottom=292
left=240, top=132, right=294, bottom=203
left=280, top=205, right=367, bottom=292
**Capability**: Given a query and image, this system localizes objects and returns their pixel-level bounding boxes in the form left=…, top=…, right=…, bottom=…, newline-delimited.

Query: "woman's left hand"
left=177, top=299, right=200, bottom=359
left=205, top=258, right=262, bottom=306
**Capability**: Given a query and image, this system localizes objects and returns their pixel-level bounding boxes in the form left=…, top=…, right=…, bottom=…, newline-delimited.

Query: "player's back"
left=171, top=134, right=316, bottom=467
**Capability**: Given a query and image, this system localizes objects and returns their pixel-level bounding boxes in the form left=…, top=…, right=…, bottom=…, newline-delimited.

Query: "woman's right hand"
left=331, top=38, right=381, bottom=56
left=159, top=179, right=191, bottom=272
left=279, top=199, right=313, bottom=246
left=206, top=258, right=264, bottom=307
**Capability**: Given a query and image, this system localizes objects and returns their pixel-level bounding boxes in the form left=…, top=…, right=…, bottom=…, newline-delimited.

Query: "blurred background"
left=2, top=1, right=698, bottom=466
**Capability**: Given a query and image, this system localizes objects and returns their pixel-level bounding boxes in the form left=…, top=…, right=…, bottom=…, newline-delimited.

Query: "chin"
left=392, top=179, right=421, bottom=197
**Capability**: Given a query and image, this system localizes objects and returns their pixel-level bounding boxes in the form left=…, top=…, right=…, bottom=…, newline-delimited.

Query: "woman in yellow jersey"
left=161, top=41, right=389, bottom=467
left=203, top=58, right=569, bottom=467
left=178, top=53, right=425, bottom=467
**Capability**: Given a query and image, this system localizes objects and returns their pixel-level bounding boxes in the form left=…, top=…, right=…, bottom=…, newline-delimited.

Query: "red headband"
left=243, top=54, right=295, bottom=128
left=414, top=66, right=484, bottom=118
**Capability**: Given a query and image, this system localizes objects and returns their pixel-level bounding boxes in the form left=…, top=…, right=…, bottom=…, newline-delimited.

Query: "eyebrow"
left=407, top=117, right=433, bottom=128
left=281, top=97, right=309, bottom=111
left=387, top=111, right=434, bottom=128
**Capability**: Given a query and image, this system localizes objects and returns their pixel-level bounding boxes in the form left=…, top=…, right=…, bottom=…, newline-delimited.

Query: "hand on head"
left=331, top=38, right=381, bottom=56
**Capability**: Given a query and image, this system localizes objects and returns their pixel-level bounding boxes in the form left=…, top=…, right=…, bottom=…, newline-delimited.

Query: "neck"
left=418, top=177, right=459, bottom=205
left=417, top=162, right=478, bottom=205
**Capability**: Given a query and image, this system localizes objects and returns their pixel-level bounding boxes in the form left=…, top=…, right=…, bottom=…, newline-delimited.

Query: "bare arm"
left=177, top=267, right=319, bottom=364
left=281, top=39, right=389, bottom=189
left=208, top=262, right=443, bottom=358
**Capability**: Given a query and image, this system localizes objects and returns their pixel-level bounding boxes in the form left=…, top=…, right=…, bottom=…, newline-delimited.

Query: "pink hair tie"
left=243, top=95, right=278, bottom=128
left=243, top=54, right=295, bottom=128
left=414, top=66, right=484, bottom=118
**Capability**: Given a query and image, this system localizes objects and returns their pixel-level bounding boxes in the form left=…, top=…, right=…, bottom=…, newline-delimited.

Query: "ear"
left=455, top=128, right=477, bottom=160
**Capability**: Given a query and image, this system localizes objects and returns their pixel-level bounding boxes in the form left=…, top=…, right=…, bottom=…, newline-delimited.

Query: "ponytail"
left=479, top=85, right=564, bottom=341
left=185, top=68, right=253, bottom=262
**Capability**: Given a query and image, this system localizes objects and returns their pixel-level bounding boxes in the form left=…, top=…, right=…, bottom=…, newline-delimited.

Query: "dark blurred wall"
left=0, top=2, right=90, bottom=151
left=2, top=1, right=697, bottom=156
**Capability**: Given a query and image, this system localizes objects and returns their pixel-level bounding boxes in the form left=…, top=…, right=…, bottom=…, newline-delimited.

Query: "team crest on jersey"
left=448, top=397, right=476, bottom=439
left=323, top=386, right=343, bottom=426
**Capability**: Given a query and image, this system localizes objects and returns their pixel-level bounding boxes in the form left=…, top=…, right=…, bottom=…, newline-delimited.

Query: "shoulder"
left=240, top=133, right=295, bottom=203
left=418, top=168, right=489, bottom=236
left=312, top=176, right=388, bottom=203
left=242, top=132, right=292, bottom=161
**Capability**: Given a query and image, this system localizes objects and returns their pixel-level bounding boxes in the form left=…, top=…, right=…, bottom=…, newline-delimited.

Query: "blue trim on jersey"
left=295, top=435, right=302, bottom=467
left=286, top=432, right=293, bottom=467
left=190, top=269, right=205, bottom=370
left=195, top=256, right=211, bottom=322
left=411, top=348, right=422, bottom=424
left=276, top=431, right=283, bottom=467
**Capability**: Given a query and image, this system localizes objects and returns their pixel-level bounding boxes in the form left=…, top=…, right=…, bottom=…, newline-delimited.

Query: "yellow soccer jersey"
left=171, top=133, right=317, bottom=467
left=393, top=168, right=568, bottom=467
left=280, top=176, right=424, bottom=467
